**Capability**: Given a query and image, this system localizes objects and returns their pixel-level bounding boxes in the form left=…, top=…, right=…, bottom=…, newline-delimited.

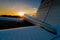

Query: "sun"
left=18, top=12, right=25, bottom=16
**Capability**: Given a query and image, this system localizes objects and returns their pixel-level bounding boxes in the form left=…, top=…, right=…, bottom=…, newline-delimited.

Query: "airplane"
left=0, top=0, right=60, bottom=40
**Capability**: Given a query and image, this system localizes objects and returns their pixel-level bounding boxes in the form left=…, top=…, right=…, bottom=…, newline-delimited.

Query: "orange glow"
left=18, top=12, right=25, bottom=16
left=0, top=8, right=37, bottom=16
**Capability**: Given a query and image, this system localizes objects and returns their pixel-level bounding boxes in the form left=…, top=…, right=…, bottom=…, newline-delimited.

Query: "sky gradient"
left=0, top=0, right=41, bottom=16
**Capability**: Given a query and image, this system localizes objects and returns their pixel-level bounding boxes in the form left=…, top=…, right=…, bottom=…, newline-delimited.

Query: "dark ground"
left=0, top=15, right=34, bottom=30
left=0, top=20, right=34, bottom=30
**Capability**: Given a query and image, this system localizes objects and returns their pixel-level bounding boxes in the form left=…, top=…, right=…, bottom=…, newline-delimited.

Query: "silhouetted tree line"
left=0, top=15, right=20, bottom=18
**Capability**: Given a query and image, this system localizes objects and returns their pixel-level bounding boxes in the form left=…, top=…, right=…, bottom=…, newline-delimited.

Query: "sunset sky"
left=0, top=0, right=41, bottom=16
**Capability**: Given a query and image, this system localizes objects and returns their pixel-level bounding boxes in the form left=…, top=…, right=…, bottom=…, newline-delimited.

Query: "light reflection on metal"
left=24, top=14, right=57, bottom=34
